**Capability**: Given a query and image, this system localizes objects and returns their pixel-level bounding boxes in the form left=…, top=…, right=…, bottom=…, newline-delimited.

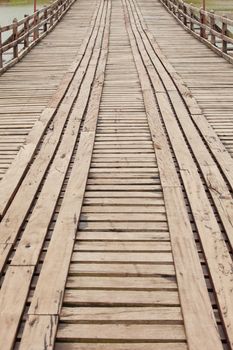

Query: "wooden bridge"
left=0, top=0, right=233, bottom=349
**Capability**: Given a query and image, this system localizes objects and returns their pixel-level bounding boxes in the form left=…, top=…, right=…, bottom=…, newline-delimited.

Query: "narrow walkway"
left=0, top=0, right=98, bottom=180
left=0, top=0, right=233, bottom=349
left=137, top=0, right=233, bottom=156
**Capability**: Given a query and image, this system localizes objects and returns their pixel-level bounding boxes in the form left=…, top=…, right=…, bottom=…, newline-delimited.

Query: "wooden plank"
left=69, top=263, right=175, bottom=276
left=56, top=323, right=186, bottom=341
left=0, top=1, right=106, bottom=271
left=0, top=266, right=33, bottom=350
left=65, top=276, right=177, bottom=289
left=123, top=1, right=223, bottom=349
left=20, top=2, right=110, bottom=337
left=134, top=0, right=233, bottom=186
left=71, top=252, right=173, bottom=263
left=60, top=306, right=182, bottom=321
left=0, top=3, right=108, bottom=350
left=11, top=13, right=106, bottom=268
left=55, top=344, right=188, bottom=350
left=76, top=231, right=170, bottom=240
left=74, top=241, right=171, bottom=251
left=19, top=315, right=58, bottom=350
left=0, top=0, right=103, bottom=218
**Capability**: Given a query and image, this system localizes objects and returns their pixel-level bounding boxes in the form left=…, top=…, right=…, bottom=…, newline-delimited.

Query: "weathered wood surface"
left=0, top=0, right=233, bottom=349
left=159, top=0, right=233, bottom=62
left=0, top=0, right=98, bottom=183
left=137, top=0, right=233, bottom=158
left=0, top=0, right=75, bottom=73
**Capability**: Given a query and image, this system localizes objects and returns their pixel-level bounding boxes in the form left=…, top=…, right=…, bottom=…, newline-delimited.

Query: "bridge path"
left=0, top=0, right=232, bottom=349
left=137, top=0, right=233, bottom=155
left=0, top=0, right=98, bottom=180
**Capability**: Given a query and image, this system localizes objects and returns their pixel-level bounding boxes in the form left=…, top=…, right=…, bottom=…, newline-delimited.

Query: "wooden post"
left=200, top=8, right=206, bottom=38
left=190, top=4, right=194, bottom=32
left=0, top=27, right=3, bottom=68
left=13, top=18, right=18, bottom=59
left=44, top=6, right=48, bottom=32
left=169, top=0, right=172, bottom=12
left=33, top=11, right=39, bottom=40
left=222, top=16, right=228, bottom=53
left=202, top=0, right=206, bottom=11
left=183, top=2, right=187, bottom=26
left=50, top=8, right=54, bottom=27
left=210, top=10, right=216, bottom=46
left=168, top=0, right=172, bottom=11
left=55, top=3, right=59, bottom=21
left=24, top=15, right=29, bottom=48
left=177, top=0, right=182, bottom=19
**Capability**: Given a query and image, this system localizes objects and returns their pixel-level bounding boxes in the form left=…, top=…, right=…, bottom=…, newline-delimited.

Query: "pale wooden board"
left=0, top=0, right=100, bottom=191
left=0, top=266, right=33, bottom=350
left=0, top=0, right=105, bottom=268
left=55, top=344, right=188, bottom=350
left=60, top=306, right=182, bottom=321
left=1, top=0, right=233, bottom=348
left=19, top=315, right=58, bottom=350
left=19, top=5, right=111, bottom=349
left=56, top=323, right=186, bottom=341
left=123, top=1, right=224, bottom=349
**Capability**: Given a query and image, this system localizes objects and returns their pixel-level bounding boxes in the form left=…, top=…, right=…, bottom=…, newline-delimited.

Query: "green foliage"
left=185, top=0, right=233, bottom=11
left=0, top=0, right=49, bottom=5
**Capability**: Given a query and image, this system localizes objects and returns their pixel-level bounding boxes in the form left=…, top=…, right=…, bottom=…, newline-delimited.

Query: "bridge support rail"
left=159, top=0, right=233, bottom=64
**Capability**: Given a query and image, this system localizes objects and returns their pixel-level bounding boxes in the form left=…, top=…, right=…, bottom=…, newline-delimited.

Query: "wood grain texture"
left=0, top=0, right=232, bottom=348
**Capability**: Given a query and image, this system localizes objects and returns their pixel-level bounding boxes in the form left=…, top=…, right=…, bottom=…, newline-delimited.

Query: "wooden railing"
left=0, top=0, right=75, bottom=74
left=160, top=0, right=233, bottom=63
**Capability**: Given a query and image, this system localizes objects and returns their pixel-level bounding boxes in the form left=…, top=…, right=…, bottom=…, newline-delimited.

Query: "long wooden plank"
left=0, top=0, right=105, bottom=271
left=55, top=344, right=188, bottom=350
left=11, top=5, right=107, bottom=268
left=128, top=0, right=233, bottom=346
left=0, top=3, right=108, bottom=350
left=56, top=323, right=186, bottom=341
left=122, top=1, right=223, bottom=349
left=19, top=315, right=58, bottom=350
left=60, top=306, right=182, bottom=321
left=69, top=262, right=175, bottom=276
left=130, top=0, right=233, bottom=254
left=19, top=2, right=110, bottom=347
left=0, top=266, right=33, bottom=350
left=132, top=0, right=233, bottom=193
left=0, top=0, right=103, bottom=219
left=65, top=276, right=177, bottom=289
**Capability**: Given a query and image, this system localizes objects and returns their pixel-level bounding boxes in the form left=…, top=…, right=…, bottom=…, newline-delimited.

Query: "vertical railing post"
left=190, top=4, right=194, bottom=32
left=200, top=8, right=206, bottom=38
left=177, top=1, right=181, bottom=19
left=50, top=7, right=54, bottom=28
left=44, top=6, right=48, bottom=32
left=175, top=0, right=178, bottom=15
left=210, top=10, right=216, bottom=46
left=183, top=2, right=187, bottom=26
left=222, top=16, right=228, bottom=53
left=55, top=3, right=59, bottom=21
left=33, top=11, right=39, bottom=40
left=169, top=0, right=172, bottom=12
left=0, top=27, right=3, bottom=68
left=168, top=0, right=171, bottom=11
left=13, top=18, right=18, bottom=59
left=24, top=14, right=29, bottom=48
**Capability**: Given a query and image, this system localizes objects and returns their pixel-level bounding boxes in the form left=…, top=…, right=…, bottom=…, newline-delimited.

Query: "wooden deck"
left=0, top=0, right=233, bottom=349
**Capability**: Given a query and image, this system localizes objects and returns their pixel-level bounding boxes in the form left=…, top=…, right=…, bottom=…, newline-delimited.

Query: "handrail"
left=0, top=0, right=76, bottom=74
left=159, top=0, right=233, bottom=64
